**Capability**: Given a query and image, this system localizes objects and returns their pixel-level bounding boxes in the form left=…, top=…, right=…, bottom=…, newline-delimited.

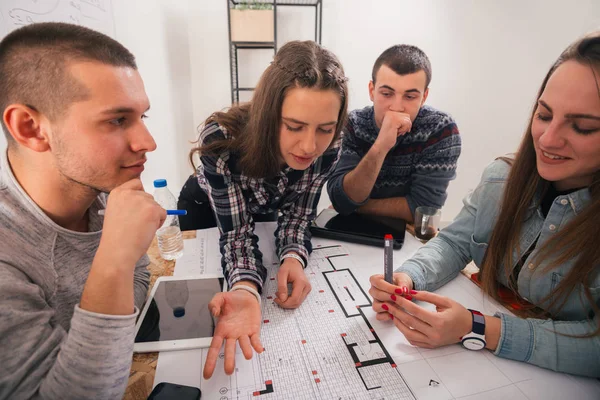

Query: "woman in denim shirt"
left=369, top=32, right=600, bottom=377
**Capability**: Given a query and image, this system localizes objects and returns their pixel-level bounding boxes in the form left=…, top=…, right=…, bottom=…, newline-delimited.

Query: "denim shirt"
left=397, top=159, right=600, bottom=377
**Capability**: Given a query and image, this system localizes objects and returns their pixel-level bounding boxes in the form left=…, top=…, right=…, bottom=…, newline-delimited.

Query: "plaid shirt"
left=196, top=122, right=340, bottom=291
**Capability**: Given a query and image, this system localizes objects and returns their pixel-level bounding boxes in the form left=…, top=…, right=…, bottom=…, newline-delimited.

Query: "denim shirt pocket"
left=548, top=271, right=600, bottom=320
left=470, top=234, right=489, bottom=267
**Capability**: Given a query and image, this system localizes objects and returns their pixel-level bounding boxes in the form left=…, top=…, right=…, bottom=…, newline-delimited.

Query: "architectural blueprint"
left=155, top=223, right=600, bottom=400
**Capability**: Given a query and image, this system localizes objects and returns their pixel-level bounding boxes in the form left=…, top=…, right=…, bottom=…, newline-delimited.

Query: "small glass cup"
left=414, top=206, right=441, bottom=242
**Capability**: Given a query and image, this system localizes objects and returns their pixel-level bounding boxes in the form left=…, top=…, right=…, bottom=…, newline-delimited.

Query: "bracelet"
left=281, top=253, right=306, bottom=268
left=229, top=284, right=261, bottom=305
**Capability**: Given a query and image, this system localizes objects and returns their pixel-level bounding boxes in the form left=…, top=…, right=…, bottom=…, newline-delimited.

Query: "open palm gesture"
left=203, top=288, right=263, bottom=379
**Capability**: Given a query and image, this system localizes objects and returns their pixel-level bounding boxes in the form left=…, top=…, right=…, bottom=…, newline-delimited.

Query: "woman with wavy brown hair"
left=369, top=31, right=600, bottom=377
left=190, top=40, right=349, bottom=379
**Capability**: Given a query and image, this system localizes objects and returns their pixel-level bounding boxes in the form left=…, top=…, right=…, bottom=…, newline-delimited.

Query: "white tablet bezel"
left=133, top=274, right=226, bottom=353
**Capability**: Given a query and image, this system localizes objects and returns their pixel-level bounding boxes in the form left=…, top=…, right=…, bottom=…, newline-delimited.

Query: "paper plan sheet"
left=174, top=228, right=221, bottom=277
left=155, top=223, right=600, bottom=400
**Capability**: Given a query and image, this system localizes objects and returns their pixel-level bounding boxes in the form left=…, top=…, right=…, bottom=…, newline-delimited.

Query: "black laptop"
left=311, top=209, right=405, bottom=249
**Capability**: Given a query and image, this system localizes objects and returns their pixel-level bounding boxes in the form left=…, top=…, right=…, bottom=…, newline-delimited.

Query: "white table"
left=154, top=223, right=600, bottom=400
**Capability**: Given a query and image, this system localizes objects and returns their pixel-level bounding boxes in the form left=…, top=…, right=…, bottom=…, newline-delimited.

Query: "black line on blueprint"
left=355, top=359, right=388, bottom=368
left=258, top=382, right=274, bottom=395
left=356, top=366, right=383, bottom=391
left=326, top=254, right=349, bottom=259
left=312, top=245, right=343, bottom=251
left=392, top=367, right=418, bottom=399
left=325, top=257, right=337, bottom=271
left=344, top=286, right=355, bottom=301
left=356, top=306, right=417, bottom=399
left=357, top=365, right=369, bottom=391
left=356, top=307, right=393, bottom=363
left=350, top=271, right=372, bottom=306
left=323, top=270, right=349, bottom=318
left=318, top=254, right=417, bottom=399
left=347, top=343, right=360, bottom=364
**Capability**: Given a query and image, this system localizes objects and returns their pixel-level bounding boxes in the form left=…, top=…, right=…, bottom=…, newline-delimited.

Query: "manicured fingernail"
left=409, top=290, right=418, bottom=295
left=394, top=288, right=404, bottom=295
left=390, top=315, right=394, bottom=320
left=390, top=294, right=397, bottom=301
left=406, top=295, right=413, bottom=301
left=403, top=287, right=409, bottom=294
left=381, top=304, right=389, bottom=311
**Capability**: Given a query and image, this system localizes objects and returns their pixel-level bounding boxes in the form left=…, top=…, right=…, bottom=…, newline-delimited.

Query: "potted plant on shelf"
left=230, top=1, right=274, bottom=43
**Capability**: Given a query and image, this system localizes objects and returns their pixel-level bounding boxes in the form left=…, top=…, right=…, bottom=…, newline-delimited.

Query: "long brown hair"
left=480, top=32, right=600, bottom=335
left=189, top=40, right=349, bottom=178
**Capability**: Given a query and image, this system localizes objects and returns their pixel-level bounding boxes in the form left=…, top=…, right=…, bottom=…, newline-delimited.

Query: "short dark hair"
left=0, top=22, right=137, bottom=142
left=371, top=44, right=432, bottom=88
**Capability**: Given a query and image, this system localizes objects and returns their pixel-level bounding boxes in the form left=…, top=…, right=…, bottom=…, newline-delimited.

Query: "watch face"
left=462, top=337, right=486, bottom=351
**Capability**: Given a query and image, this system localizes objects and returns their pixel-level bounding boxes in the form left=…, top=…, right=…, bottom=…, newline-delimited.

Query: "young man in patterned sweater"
left=328, top=45, right=462, bottom=222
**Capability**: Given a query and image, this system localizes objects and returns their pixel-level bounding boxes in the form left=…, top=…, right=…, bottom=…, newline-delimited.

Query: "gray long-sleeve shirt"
left=0, top=153, right=150, bottom=400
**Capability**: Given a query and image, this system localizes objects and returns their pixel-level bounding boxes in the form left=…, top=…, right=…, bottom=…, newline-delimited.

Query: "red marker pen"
left=384, top=234, right=393, bottom=284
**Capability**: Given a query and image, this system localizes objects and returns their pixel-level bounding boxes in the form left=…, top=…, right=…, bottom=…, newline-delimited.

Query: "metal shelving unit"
left=227, top=0, right=323, bottom=104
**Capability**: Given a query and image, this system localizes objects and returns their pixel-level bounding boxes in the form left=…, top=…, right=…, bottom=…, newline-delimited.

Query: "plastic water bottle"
left=153, top=179, right=184, bottom=260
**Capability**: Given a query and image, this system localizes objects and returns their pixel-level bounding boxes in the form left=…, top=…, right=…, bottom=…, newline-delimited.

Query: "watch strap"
left=468, top=309, right=486, bottom=336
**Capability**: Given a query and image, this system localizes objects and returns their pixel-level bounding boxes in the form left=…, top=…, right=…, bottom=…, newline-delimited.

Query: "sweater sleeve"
left=133, top=254, right=150, bottom=310
left=327, top=122, right=370, bottom=215
left=405, top=121, right=461, bottom=217
left=0, top=263, right=138, bottom=400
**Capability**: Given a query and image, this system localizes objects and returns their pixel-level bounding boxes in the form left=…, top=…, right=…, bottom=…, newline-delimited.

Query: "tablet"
left=311, top=209, right=405, bottom=249
left=134, top=275, right=225, bottom=353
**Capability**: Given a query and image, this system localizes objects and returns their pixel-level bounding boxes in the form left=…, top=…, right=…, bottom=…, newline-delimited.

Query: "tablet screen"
left=313, top=209, right=406, bottom=239
left=135, top=277, right=224, bottom=343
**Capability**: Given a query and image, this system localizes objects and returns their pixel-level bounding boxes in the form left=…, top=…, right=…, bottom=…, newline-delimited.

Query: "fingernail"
left=394, top=288, right=404, bottom=295
left=381, top=304, right=389, bottom=311
left=403, top=287, right=409, bottom=295
left=390, top=294, right=397, bottom=301
left=409, top=290, right=418, bottom=295
left=390, top=315, right=394, bottom=320
left=406, top=295, right=413, bottom=301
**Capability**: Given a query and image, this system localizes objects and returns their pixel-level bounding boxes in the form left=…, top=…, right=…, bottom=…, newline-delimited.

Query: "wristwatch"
left=461, top=309, right=486, bottom=350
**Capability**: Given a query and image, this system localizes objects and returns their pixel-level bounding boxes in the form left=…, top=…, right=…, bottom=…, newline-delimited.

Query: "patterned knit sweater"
left=327, top=105, right=461, bottom=216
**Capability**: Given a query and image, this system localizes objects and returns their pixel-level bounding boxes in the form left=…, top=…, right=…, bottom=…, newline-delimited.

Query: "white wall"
left=185, top=0, right=600, bottom=222
left=112, top=0, right=195, bottom=194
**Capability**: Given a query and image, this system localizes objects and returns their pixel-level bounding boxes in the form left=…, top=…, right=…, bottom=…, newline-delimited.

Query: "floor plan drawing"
left=154, top=224, right=600, bottom=400
left=199, top=242, right=416, bottom=400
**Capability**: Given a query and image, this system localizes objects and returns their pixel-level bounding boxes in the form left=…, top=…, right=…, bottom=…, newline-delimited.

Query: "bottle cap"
left=153, top=179, right=167, bottom=188
left=173, top=307, right=185, bottom=318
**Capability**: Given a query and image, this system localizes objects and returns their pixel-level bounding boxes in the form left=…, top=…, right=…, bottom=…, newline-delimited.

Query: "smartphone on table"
left=147, top=382, right=201, bottom=400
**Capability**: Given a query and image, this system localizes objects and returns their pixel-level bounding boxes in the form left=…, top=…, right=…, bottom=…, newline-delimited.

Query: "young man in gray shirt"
left=0, top=23, right=166, bottom=399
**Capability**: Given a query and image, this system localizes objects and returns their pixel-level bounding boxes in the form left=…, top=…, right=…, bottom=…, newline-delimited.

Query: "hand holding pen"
left=94, top=179, right=167, bottom=270
left=369, top=235, right=415, bottom=322
left=369, top=272, right=415, bottom=322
